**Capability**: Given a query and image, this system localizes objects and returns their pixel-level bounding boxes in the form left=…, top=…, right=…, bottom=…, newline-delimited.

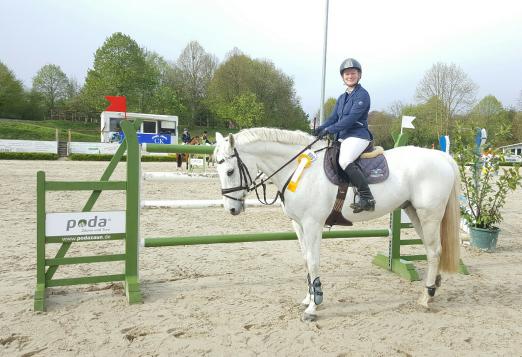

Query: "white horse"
left=214, top=128, right=461, bottom=321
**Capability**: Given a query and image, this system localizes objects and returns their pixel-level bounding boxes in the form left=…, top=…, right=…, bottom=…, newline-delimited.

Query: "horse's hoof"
left=417, top=294, right=433, bottom=308
left=302, top=312, right=317, bottom=322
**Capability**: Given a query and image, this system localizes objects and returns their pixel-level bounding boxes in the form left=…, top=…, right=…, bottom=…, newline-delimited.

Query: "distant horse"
left=213, top=128, right=461, bottom=321
left=177, top=136, right=201, bottom=168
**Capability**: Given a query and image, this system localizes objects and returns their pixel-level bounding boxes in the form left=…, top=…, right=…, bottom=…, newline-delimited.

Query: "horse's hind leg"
left=291, top=221, right=311, bottom=306
left=406, top=206, right=443, bottom=290
left=416, top=208, right=444, bottom=308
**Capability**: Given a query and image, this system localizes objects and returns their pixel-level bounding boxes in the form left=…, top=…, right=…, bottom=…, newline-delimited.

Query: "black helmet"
left=339, top=58, right=362, bottom=75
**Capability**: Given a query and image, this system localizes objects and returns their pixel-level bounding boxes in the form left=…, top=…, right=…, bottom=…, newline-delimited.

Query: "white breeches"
left=338, top=137, right=371, bottom=169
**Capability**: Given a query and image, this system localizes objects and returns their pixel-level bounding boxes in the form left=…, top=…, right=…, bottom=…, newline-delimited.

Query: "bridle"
left=217, top=137, right=324, bottom=205
left=218, top=148, right=254, bottom=202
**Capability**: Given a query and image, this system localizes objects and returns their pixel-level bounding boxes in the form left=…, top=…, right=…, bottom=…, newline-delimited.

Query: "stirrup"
left=350, top=199, right=375, bottom=213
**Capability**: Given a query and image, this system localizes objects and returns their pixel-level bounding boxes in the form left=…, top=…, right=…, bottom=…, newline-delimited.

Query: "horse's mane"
left=233, top=127, right=314, bottom=146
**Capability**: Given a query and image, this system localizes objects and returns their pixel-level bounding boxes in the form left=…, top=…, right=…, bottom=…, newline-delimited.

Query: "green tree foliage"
left=143, top=51, right=184, bottom=115
left=511, top=112, right=522, bottom=143
left=207, top=50, right=308, bottom=130
left=82, top=32, right=156, bottom=111
left=32, top=64, right=69, bottom=111
left=368, top=111, right=397, bottom=149
left=0, top=62, right=26, bottom=118
left=469, top=95, right=511, bottom=146
left=401, top=97, right=445, bottom=147
left=216, top=91, right=264, bottom=128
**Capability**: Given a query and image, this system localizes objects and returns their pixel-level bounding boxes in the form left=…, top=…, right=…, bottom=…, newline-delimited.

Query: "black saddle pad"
left=323, top=142, right=389, bottom=186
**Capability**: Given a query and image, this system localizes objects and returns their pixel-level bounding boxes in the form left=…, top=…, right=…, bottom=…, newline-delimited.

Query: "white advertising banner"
left=46, top=211, right=126, bottom=240
left=190, top=158, right=204, bottom=167
left=69, top=142, right=120, bottom=155
left=0, top=139, right=57, bottom=153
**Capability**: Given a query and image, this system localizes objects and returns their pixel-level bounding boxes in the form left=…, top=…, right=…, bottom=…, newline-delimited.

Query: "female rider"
left=314, top=58, right=375, bottom=213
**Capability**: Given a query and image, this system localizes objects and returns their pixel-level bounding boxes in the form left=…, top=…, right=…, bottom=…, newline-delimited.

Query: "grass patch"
left=0, top=117, right=239, bottom=144
left=0, top=119, right=99, bottom=142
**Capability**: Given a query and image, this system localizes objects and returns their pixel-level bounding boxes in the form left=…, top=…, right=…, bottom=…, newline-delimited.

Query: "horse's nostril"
left=230, top=208, right=236, bottom=214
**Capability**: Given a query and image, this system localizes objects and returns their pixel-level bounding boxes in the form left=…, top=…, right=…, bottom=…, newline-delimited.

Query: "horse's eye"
left=227, top=169, right=234, bottom=176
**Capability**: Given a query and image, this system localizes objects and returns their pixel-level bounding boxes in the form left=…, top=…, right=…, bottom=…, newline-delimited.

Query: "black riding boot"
left=344, top=163, right=376, bottom=213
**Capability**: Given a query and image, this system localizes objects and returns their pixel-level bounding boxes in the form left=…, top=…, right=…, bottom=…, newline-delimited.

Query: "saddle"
left=323, top=141, right=389, bottom=227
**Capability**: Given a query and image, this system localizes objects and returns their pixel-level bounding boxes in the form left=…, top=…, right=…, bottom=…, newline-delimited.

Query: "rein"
left=219, top=137, right=326, bottom=205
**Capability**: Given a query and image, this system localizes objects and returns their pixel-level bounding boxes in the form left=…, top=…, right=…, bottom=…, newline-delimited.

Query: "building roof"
left=498, top=142, right=522, bottom=149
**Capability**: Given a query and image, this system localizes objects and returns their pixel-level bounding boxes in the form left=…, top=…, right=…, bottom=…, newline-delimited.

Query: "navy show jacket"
left=319, top=84, right=372, bottom=141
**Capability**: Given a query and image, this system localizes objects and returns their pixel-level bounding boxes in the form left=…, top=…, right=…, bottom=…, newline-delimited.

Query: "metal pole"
left=319, top=0, right=329, bottom=125
left=144, top=143, right=215, bottom=155
left=144, top=229, right=389, bottom=247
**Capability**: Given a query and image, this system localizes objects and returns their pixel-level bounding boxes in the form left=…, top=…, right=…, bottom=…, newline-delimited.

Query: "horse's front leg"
left=291, top=221, right=312, bottom=306
left=301, top=222, right=323, bottom=321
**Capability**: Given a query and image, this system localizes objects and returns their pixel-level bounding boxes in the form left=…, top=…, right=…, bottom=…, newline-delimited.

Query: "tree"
left=65, top=78, right=81, bottom=101
left=471, top=95, right=503, bottom=118
left=82, top=32, right=156, bottom=111
left=147, top=85, right=185, bottom=115
left=387, top=100, right=404, bottom=119
left=0, top=62, right=26, bottom=118
left=469, top=95, right=511, bottom=146
left=207, top=50, right=308, bottom=130
left=314, top=97, right=336, bottom=124
left=415, top=62, right=478, bottom=133
left=215, top=91, right=264, bottom=128
left=143, top=51, right=184, bottom=115
left=401, top=98, right=445, bottom=147
left=368, top=111, right=396, bottom=149
left=32, top=64, right=69, bottom=112
left=512, top=112, right=522, bottom=143
left=175, top=41, right=218, bottom=126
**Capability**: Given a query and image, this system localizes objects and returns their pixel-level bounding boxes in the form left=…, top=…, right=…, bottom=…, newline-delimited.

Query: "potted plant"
left=452, top=126, right=521, bottom=251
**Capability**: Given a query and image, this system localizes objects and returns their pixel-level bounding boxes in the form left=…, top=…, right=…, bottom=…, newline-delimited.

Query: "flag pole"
left=319, top=0, right=329, bottom=125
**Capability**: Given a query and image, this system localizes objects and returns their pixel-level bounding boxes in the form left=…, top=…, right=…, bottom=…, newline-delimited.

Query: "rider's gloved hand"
left=314, top=127, right=329, bottom=139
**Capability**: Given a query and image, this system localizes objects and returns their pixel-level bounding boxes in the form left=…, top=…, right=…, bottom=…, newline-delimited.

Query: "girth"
left=325, top=182, right=353, bottom=227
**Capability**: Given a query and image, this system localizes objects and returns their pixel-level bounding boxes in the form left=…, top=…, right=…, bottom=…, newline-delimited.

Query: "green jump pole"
left=143, top=143, right=215, bottom=155
left=144, top=229, right=390, bottom=247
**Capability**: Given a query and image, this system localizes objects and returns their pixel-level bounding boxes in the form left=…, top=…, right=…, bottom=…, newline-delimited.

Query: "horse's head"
left=214, top=132, right=253, bottom=216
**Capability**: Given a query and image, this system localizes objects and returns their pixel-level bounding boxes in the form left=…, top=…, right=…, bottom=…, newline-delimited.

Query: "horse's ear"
left=215, top=132, right=223, bottom=143
left=228, top=133, right=235, bottom=148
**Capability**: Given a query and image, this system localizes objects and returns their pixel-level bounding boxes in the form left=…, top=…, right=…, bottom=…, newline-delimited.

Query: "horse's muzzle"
left=229, top=207, right=241, bottom=215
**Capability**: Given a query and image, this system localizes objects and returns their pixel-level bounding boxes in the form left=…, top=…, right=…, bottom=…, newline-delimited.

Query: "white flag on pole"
left=401, top=116, right=416, bottom=129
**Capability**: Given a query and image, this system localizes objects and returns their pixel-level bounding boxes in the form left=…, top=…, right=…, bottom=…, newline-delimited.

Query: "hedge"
left=0, top=152, right=59, bottom=160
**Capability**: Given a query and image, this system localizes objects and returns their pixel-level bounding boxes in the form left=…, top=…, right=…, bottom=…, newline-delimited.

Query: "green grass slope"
left=0, top=119, right=99, bottom=142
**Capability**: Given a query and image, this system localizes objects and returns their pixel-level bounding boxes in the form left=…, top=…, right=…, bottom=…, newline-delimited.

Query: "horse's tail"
left=439, top=157, right=461, bottom=273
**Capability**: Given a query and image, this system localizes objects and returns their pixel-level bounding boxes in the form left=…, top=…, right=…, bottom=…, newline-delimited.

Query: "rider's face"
left=342, top=68, right=360, bottom=88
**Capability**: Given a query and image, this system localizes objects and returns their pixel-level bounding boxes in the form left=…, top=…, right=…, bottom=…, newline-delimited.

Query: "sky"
left=1, top=0, right=522, bottom=118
